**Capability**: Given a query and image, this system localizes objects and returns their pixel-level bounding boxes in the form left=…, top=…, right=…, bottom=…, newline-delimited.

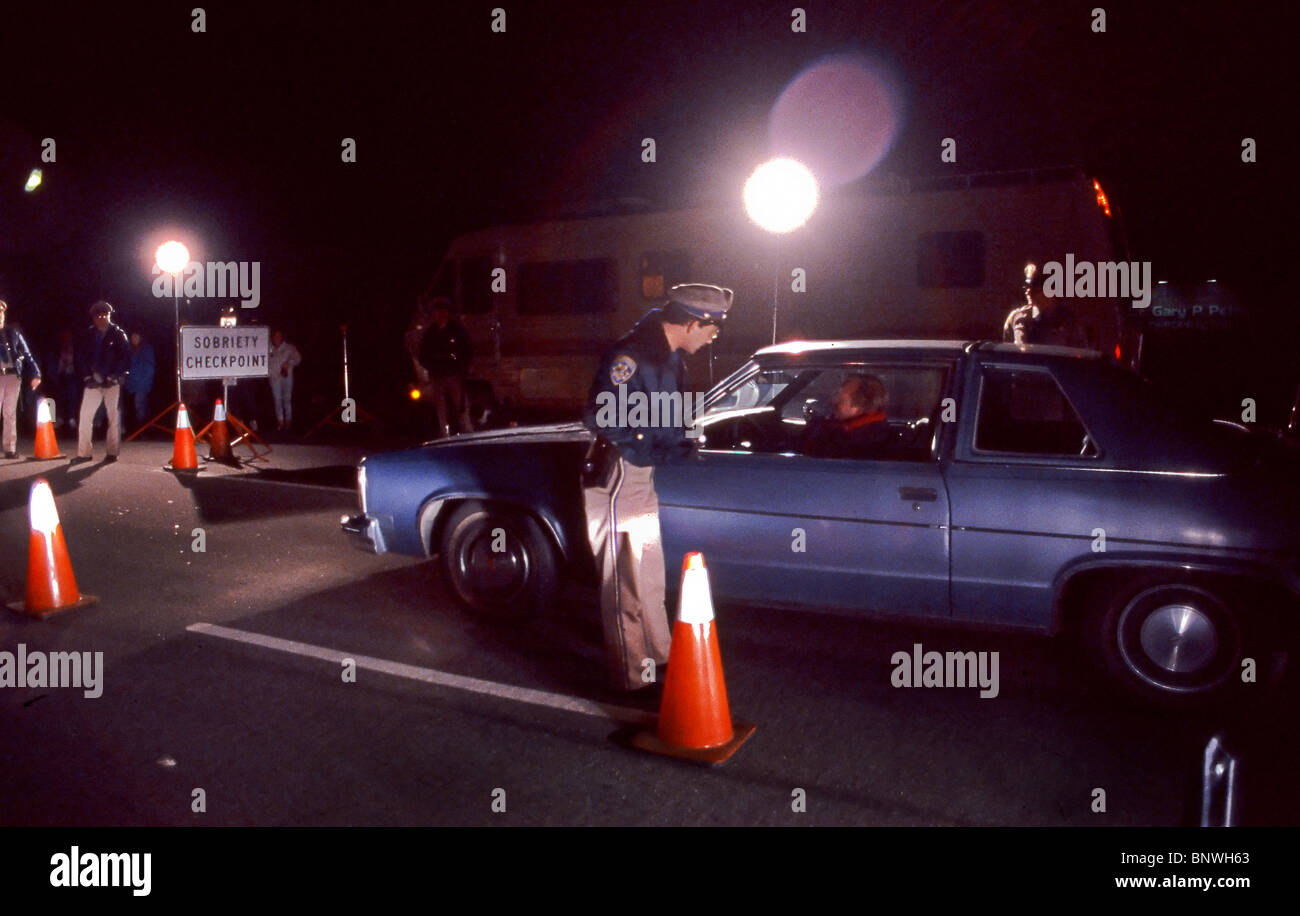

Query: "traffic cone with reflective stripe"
left=207, top=399, right=233, bottom=462
left=169, top=403, right=198, bottom=471
left=7, top=478, right=97, bottom=617
left=32, top=398, right=62, bottom=459
left=630, top=552, right=755, bottom=764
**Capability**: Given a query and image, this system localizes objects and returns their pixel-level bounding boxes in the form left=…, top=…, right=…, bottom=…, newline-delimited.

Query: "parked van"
left=422, top=166, right=1129, bottom=410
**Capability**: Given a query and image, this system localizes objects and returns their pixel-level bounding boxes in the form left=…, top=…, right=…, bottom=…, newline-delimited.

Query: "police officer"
left=0, top=301, right=42, bottom=459
left=1003, top=261, right=1045, bottom=345
left=1003, top=260, right=1089, bottom=347
left=581, top=283, right=731, bottom=692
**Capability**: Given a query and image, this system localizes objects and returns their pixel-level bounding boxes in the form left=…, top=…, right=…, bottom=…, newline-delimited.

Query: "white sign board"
left=180, top=326, right=270, bottom=380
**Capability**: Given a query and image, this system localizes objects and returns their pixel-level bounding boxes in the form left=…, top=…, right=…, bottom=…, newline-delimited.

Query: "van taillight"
left=1093, top=178, right=1112, bottom=218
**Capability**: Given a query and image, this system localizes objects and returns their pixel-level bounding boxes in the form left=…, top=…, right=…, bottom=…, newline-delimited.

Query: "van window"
left=917, top=231, right=985, bottom=288
left=460, top=256, right=494, bottom=314
left=517, top=259, right=617, bottom=315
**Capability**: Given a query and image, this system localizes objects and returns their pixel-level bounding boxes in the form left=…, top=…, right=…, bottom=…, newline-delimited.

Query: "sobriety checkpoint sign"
left=180, top=326, right=270, bottom=380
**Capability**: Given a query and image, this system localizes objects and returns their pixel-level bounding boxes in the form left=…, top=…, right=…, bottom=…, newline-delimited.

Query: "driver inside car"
left=801, top=373, right=893, bottom=459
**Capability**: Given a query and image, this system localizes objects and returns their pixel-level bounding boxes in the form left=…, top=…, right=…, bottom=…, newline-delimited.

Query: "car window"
left=703, top=369, right=800, bottom=414
left=698, top=363, right=948, bottom=461
left=974, top=366, right=1098, bottom=457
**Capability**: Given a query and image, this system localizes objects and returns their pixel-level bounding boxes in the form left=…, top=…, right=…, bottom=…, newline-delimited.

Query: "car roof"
left=753, top=339, right=1104, bottom=362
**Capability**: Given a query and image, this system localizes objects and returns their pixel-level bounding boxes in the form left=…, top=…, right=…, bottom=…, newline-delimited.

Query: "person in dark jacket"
left=415, top=297, right=473, bottom=437
left=124, top=331, right=156, bottom=429
left=580, top=282, right=731, bottom=692
left=47, top=330, right=81, bottom=433
left=801, top=374, right=893, bottom=459
left=0, top=300, right=42, bottom=458
left=72, top=300, right=131, bottom=463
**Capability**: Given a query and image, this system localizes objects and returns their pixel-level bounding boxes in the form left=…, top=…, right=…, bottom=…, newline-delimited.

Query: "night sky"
left=0, top=0, right=1294, bottom=420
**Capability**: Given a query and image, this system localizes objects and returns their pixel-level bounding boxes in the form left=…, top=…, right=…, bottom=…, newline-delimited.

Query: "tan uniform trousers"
left=0, top=373, right=20, bottom=454
left=583, top=459, right=671, bottom=690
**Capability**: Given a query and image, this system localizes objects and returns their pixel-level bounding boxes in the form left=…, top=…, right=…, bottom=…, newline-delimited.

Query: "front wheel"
left=1090, top=577, right=1248, bottom=705
left=438, top=502, right=558, bottom=620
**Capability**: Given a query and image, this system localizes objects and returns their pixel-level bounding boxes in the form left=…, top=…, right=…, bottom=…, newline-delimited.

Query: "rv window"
left=517, top=259, right=617, bottom=315
left=460, top=256, right=495, bottom=314
left=917, top=231, right=985, bottom=288
left=640, top=250, right=691, bottom=300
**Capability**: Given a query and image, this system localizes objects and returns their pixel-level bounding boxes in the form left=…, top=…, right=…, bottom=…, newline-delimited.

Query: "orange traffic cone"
left=7, top=479, right=97, bottom=617
left=169, top=403, right=198, bottom=471
left=207, top=399, right=233, bottom=462
left=630, top=552, right=755, bottom=764
left=32, top=398, right=62, bottom=459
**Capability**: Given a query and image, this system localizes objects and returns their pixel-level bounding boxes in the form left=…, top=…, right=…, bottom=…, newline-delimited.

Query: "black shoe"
left=103, top=455, right=118, bottom=463
left=69, top=455, right=92, bottom=465
left=4, top=451, right=17, bottom=459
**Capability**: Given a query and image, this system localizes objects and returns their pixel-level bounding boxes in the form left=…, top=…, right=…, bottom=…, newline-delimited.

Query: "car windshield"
left=703, top=369, right=802, bottom=414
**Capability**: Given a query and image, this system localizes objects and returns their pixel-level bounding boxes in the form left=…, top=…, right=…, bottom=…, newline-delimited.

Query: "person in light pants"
left=0, top=301, right=42, bottom=458
left=267, top=329, right=302, bottom=431
left=73, top=300, right=131, bottom=463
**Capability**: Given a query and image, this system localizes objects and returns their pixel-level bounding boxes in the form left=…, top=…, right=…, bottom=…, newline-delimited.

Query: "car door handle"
left=898, top=487, right=938, bottom=502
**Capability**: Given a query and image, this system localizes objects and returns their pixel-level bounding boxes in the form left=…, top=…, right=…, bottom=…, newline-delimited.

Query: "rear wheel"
left=438, top=502, right=558, bottom=619
left=1089, top=576, right=1248, bottom=705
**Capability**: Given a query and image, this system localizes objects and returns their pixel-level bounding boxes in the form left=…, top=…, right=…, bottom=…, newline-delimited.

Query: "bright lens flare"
left=743, top=159, right=819, bottom=234
left=24, top=169, right=42, bottom=192
left=155, top=240, right=190, bottom=274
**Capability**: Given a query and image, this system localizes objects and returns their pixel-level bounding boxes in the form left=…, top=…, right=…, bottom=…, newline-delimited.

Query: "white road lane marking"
left=186, top=622, right=656, bottom=726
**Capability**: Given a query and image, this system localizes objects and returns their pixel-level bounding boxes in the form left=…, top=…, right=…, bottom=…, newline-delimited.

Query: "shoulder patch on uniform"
left=609, top=354, right=637, bottom=385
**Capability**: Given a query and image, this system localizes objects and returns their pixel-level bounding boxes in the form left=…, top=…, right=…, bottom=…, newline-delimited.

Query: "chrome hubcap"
left=1138, top=603, right=1218, bottom=674
left=464, top=532, right=528, bottom=598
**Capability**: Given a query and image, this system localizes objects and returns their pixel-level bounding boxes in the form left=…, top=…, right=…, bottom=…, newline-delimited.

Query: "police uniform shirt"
left=583, top=308, right=695, bottom=467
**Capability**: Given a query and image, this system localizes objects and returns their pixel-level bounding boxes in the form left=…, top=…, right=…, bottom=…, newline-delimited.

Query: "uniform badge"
left=609, top=355, right=637, bottom=385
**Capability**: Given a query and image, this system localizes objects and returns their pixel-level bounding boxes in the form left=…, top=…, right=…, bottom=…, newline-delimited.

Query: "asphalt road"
left=0, top=436, right=1294, bottom=827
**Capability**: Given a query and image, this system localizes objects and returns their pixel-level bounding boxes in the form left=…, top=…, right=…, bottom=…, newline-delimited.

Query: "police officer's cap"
left=667, top=283, right=733, bottom=322
left=89, top=300, right=113, bottom=318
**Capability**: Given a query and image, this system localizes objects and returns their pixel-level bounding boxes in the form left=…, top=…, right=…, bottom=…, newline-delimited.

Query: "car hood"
left=418, top=421, right=592, bottom=450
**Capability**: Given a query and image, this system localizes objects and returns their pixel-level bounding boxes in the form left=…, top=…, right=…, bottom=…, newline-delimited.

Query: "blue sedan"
left=344, top=340, right=1300, bottom=705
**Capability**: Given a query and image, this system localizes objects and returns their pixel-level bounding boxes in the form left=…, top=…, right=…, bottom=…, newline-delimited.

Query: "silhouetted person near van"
left=416, top=297, right=473, bottom=437
left=125, top=331, right=155, bottom=429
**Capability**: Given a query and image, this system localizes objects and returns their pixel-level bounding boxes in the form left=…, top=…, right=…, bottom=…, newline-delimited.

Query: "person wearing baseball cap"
left=580, top=281, right=732, bottom=692
left=72, top=300, right=131, bottom=463
left=0, top=300, right=43, bottom=458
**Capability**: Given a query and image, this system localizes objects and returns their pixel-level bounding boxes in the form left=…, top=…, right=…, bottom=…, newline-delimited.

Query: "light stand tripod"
left=303, top=323, right=381, bottom=438
left=194, top=378, right=271, bottom=463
